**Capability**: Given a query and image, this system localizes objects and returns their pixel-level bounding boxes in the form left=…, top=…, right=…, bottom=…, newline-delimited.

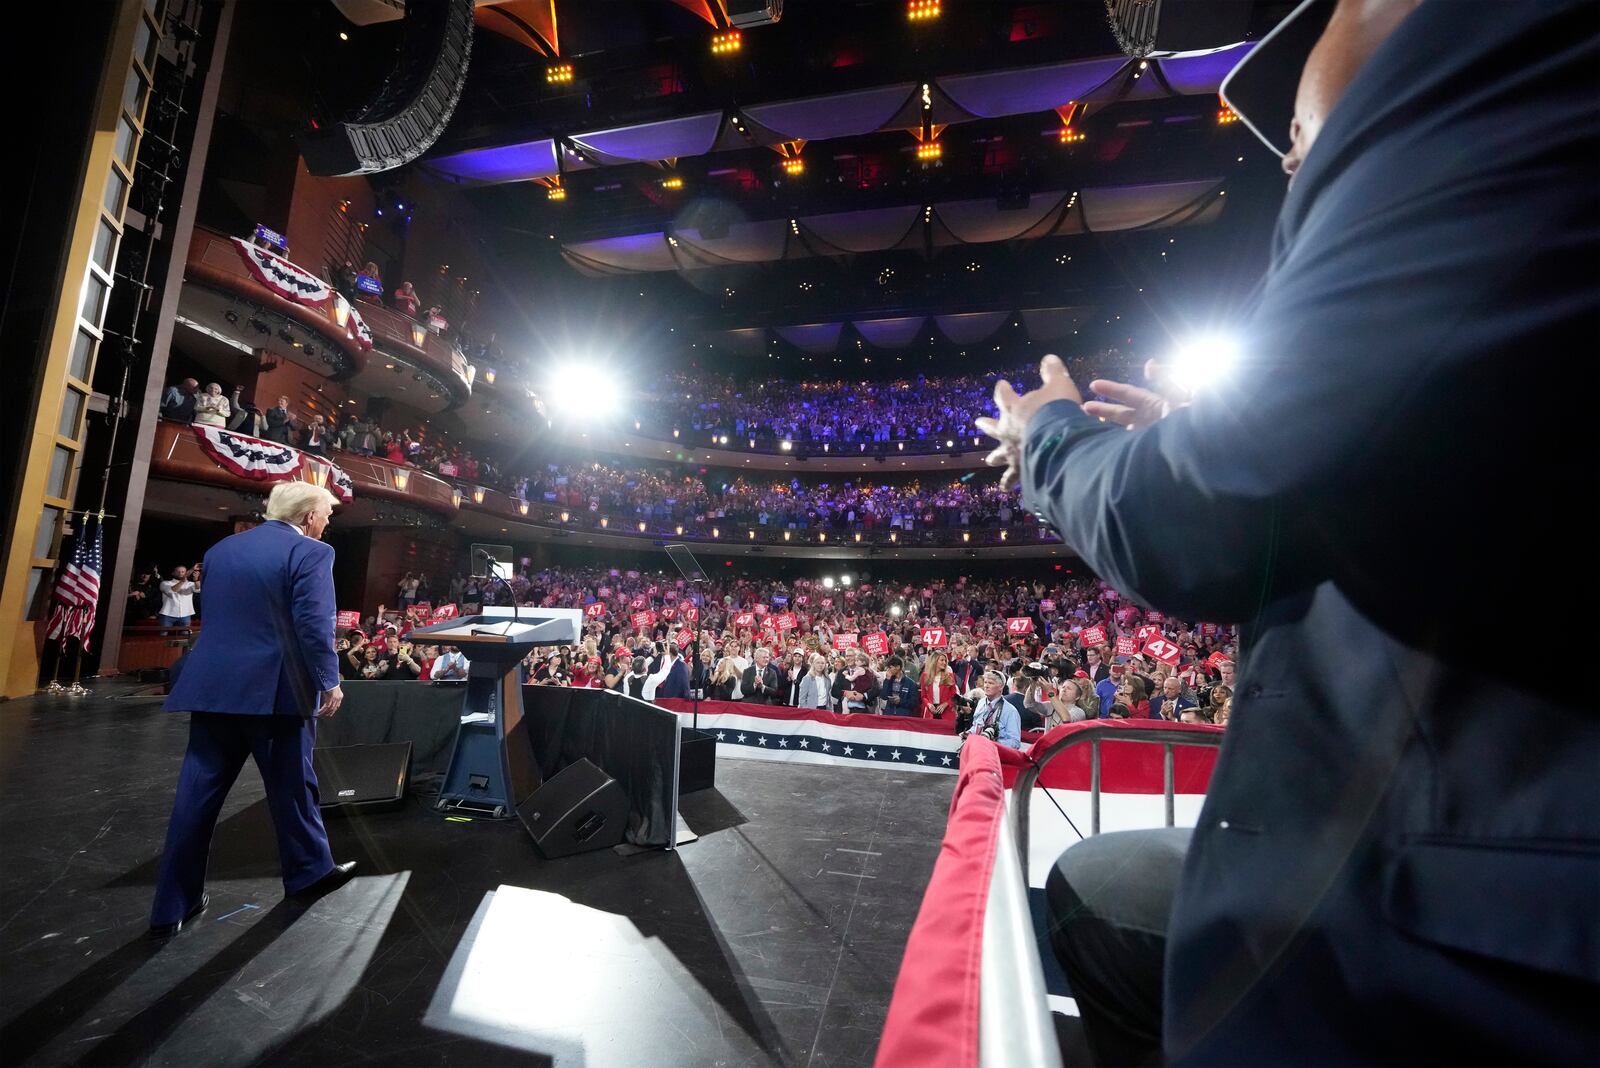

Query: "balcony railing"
left=183, top=226, right=473, bottom=396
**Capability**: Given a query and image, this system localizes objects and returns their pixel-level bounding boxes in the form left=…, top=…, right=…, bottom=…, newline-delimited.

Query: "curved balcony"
left=179, top=226, right=473, bottom=412
left=146, top=420, right=1069, bottom=559
left=459, top=378, right=990, bottom=474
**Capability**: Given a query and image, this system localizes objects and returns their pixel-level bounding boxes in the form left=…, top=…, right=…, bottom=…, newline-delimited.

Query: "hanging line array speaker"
left=301, top=0, right=474, bottom=176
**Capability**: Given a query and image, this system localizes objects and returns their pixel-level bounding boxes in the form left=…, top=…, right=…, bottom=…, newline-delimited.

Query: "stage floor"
left=0, top=683, right=953, bottom=1067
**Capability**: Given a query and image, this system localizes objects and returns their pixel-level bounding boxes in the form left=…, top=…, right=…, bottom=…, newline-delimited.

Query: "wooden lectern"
left=408, top=614, right=575, bottom=816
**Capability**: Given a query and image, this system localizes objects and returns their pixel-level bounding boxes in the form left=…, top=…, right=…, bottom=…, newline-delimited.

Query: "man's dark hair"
left=886, top=655, right=903, bottom=669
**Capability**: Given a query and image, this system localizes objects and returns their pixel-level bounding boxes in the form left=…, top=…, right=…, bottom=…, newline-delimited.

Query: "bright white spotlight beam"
left=1168, top=334, right=1241, bottom=394
left=547, top=363, right=616, bottom=418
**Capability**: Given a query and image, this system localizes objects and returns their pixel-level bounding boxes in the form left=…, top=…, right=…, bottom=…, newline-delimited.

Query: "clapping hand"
left=975, top=355, right=1083, bottom=490
left=1083, top=359, right=1192, bottom=430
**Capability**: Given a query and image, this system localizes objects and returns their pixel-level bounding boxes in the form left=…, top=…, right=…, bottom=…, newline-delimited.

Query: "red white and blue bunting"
left=191, top=424, right=355, bottom=502
left=658, top=699, right=961, bottom=773
left=192, top=424, right=302, bottom=480
left=343, top=299, right=375, bottom=352
left=230, top=238, right=333, bottom=307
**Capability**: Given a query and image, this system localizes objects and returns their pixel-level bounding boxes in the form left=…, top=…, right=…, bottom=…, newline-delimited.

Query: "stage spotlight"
left=823, top=576, right=836, bottom=589
left=548, top=363, right=615, bottom=417
left=890, top=604, right=903, bottom=617
left=780, top=440, right=792, bottom=451
left=840, top=574, right=853, bottom=586
left=1169, top=333, right=1241, bottom=393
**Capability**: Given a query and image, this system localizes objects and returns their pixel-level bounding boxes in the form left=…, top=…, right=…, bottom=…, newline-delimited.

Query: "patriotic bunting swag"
left=192, top=425, right=354, bottom=501
left=230, top=238, right=333, bottom=306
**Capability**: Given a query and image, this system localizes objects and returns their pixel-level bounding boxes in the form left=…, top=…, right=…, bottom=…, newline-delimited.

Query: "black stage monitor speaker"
left=314, top=742, right=412, bottom=813
left=517, top=758, right=628, bottom=858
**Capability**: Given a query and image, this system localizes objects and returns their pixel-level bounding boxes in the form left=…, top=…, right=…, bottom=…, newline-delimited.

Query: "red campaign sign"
left=1147, top=611, right=1166, bottom=623
left=660, top=608, right=678, bottom=622
left=862, top=631, right=890, bottom=656
left=821, top=597, right=834, bottom=608
left=775, top=613, right=797, bottom=632
left=1206, top=651, right=1232, bottom=668
left=675, top=629, right=695, bottom=649
left=629, top=597, right=646, bottom=611
left=1115, top=635, right=1138, bottom=657
left=630, top=610, right=655, bottom=629
left=732, top=612, right=755, bottom=628
left=832, top=633, right=859, bottom=651
left=647, top=585, right=659, bottom=596
left=1143, top=636, right=1182, bottom=665
left=625, top=570, right=640, bottom=579
left=920, top=626, right=948, bottom=648
left=753, top=604, right=770, bottom=617
left=680, top=606, right=699, bottom=622
left=1006, top=617, right=1034, bottom=635
left=412, top=602, right=431, bottom=615
left=1136, top=624, right=1160, bottom=645
left=795, top=595, right=809, bottom=606
left=1201, top=622, right=1219, bottom=638
left=1079, top=624, right=1108, bottom=648
left=336, top=610, right=362, bottom=630
left=844, top=590, right=857, bottom=601
left=583, top=602, right=607, bottom=619
left=598, top=587, right=612, bottom=597
left=1039, top=599, right=1056, bottom=613
left=432, top=603, right=458, bottom=621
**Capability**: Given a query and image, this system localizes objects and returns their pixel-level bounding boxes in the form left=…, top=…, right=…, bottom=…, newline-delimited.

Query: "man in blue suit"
left=150, top=481, right=358, bottom=937
left=979, top=1, right=1597, bottom=1063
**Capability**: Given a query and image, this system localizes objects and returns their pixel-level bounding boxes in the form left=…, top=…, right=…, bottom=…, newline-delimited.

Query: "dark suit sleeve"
left=1021, top=83, right=1592, bottom=624
left=290, top=541, right=340, bottom=692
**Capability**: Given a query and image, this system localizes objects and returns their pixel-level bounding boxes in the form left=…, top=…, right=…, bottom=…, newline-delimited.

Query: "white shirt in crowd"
left=642, top=653, right=679, bottom=702
left=159, top=578, right=197, bottom=617
left=431, top=651, right=470, bottom=679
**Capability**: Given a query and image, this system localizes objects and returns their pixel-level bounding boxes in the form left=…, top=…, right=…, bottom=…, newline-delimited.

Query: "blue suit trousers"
left=150, top=713, right=335, bottom=925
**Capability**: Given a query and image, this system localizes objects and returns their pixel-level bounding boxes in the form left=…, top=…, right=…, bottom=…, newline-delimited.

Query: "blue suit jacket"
left=165, top=520, right=341, bottom=716
left=654, top=658, right=690, bottom=700
left=1023, top=2, right=1597, bottom=1061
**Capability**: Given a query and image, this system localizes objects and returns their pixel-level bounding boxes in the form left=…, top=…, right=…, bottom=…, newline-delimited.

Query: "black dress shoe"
left=148, top=892, right=209, bottom=939
left=291, top=860, right=358, bottom=899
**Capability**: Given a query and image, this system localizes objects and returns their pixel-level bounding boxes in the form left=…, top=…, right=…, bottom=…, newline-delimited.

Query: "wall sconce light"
left=518, top=500, right=529, bottom=516
left=600, top=517, right=608, bottom=528
left=559, top=510, right=569, bottom=522
left=472, top=487, right=485, bottom=504
left=332, top=296, right=350, bottom=328
left=411, top=323, right=427, bottom=348
left=393, top=469, right=409, bottom=491
left=484, top=369, right=496, bottom=385
left=450, top=488, right=462, bottom=508
left=638, top=521, right=647, bottom=532
left=675, top=525, right=684, bottom=536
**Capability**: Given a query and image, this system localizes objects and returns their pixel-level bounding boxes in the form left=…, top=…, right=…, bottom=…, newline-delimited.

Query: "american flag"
left=45, top=518, right=102, bottom=652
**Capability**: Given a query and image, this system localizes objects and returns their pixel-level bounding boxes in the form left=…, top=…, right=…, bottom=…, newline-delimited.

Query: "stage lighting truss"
left=711, top=30, right=742, bottom=54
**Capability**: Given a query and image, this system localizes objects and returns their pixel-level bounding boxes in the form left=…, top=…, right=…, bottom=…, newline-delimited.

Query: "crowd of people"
left=340, top=567, right=1237, bottom=740
left=634, top=352, right=1141, bottom=451
left=514, top=462, right=1033, bottom=535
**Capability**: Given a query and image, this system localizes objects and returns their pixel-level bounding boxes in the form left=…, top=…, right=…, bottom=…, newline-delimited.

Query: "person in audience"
left=158, top=564, right=201, bottom=627
left=797, top=653, right=832, bottom=710
left=879, top=656, right=920, bottom=717
left=126, top=565, right=161, bottom=621
left=1084, top=645, right=1109, bottom=683
left=1212, top=696, right=1230, bottom=728
left=391, top=638, right=423, bottom=679
left=963, top=670, right=1021, bottom=748
left=193, top=383, right=230, bottom=428
left=781, top=649, right=808, bottom=705
left=392, top=281, right=420, bottom=318
left=301, top=415, right=330, bottom=456
left=397, top=572, right=420, bottom=608
left=920, top=651, right=955, bottom=719
left=1047, top=678, right=1088, bottom=727
left=646, top=641, right=690, bottom=700
left=262, top=396, right=295, bottom=445
left=160, top=378, right=199, bottom=423
left=357, top=644, right=388, bottom=679
left=706, top=655, right=741, bottom=702
left=1074, top=672, right=1101, bottom=719
left=431, top=644, right=468, bottom=680
left=832, top=651, right=878, bottom=714
left=1151, top=675, right=1196, bottom=720
left=741, top=646, right=783, bottom=704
